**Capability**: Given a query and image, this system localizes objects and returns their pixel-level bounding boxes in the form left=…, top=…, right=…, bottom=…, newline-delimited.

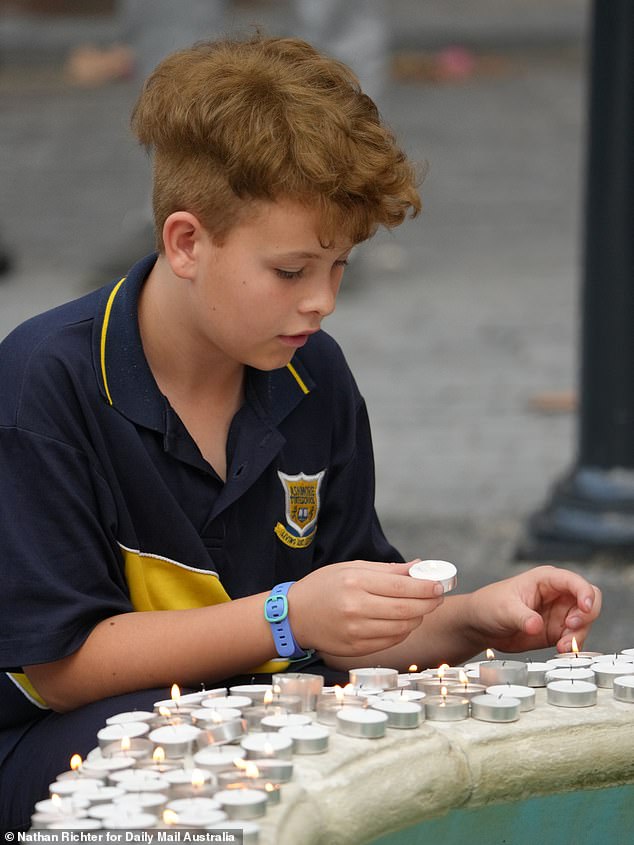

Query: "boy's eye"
left=334, top=259, right=349, bottom=270
left=275, top=268, right=304, bottom=280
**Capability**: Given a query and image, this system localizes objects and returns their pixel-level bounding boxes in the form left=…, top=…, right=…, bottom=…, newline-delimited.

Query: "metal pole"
left=518, top=0, right=634, bottom=560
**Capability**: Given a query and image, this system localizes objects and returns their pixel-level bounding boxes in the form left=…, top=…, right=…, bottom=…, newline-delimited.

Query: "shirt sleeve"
left=0, top=425, right=132, bottom=670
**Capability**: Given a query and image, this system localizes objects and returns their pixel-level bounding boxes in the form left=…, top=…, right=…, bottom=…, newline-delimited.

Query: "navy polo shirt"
left=0, top=253, right=401, bottom=740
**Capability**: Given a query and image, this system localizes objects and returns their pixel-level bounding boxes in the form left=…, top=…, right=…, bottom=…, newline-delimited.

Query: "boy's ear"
left=162, top=211, right=207, bottom=279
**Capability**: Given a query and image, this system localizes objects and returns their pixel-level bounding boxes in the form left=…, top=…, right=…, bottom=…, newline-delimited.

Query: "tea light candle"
left=348, top=667, right=399, bottom=691
left=336, top=705, right=388, bottom=738
left=148, top=723, right=202, bottom=758
left=71, top=785, right=126, bottom=806
left=370, top=699, right=422, bottom=729
left=111, top=791, right=169, bottom=814
left=444, top=681, right=487, bottom=701
left=260, top=713, right=312, bottom=732
left=485, top=684, right=535, bottom=712
left=155, top=689, right=226, bottom=709
left=471, top=693, right=521, bottom=722
left=408, top=559, right=458, bottom=593
left=80, top=754, right=135, bottom=779
left=547, top=656, right=594, bottom=670
left=547, top=679, right=598, bottom=707
left=479, top=659, right=528, bottom=687
left=525, top=662, right=550, bottom=687
left=195, top=716, right=246, bottom=747
left=214, top=788, right=268, bottom=820
left=598, top=652, right=634, bottom=664
left=271, top=673, right=324, bottom=711
left=545, top=667, right=595, bottom=683
left=248, top=757, right=293, bottom=783
left=101, top=737, right=154, bottom=760
left=34, top=795, right=90, bottom=818
left=424, top=693, right=469, bottom=722
left=278, top=723, right=330, bottom=753
left=592, top=661, right=634, bottom=689
left=613, top=675, right=634, bottom=702
left=193, top=746, right=246, bottom=773
left=230, top=684, right=273, bottom=703
left=164, top=767, right=216, bottom=799
left=315, top=696, right=362, bottom=726
left=205, top=820, right=260, bottom=844
left=166, top=797, right=227, bottom=826
left=97, top=722, right=149, bottom=750
left=191, top=706, right=243, bottom=725
left=48, top=778, right=104, bottom=796
left=376, top=689, right=426, bottom=703
left=620, top=648, right=634, bottom=659
left=108, top=768, right=171, bottom=792
left=241, top=732, right=293, bottom=760
left=106, top=710, right=158, bottom=726
left=202, top=695, right=253, bottom=712
left=243, top=705, right=289, bottom=731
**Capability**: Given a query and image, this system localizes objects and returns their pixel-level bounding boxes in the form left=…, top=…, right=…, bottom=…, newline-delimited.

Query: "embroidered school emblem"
left=274, top=470, right=325, bottom=549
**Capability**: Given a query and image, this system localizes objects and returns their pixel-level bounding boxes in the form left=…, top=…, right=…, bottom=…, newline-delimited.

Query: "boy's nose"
left=299, top=277, right=339, bottom=318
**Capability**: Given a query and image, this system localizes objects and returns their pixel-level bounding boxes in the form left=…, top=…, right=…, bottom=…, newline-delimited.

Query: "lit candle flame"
left=158, top=706, right=171, bottom=719
left=170, top=684, right=181, bottom=707
left=334, top=685, right=345, bottom=704
left=458, top=669, right=468, bottom=686
left=343, top=683, right=355, bottom=695
left=120, top=735, right=131, bottom=754
left=191, top=769, right=206, bottom=789
left=263, top=742, right=275, bottom=757
left=69, top=754, right=82, bottom=773
left=263, top=689, right=274, bottom=706
left=244, top=761, right=260, bottom=779
left=408, top=664, right=418, bottom=674
left=265, top=782, right=276, bottom=792
left=163, top=809, right=179, bottom=826
left=51, top=793, right=62, bottom=807
left=572, top=637, right=579, bottom=655
left=272, top=684, right=281, bottom=696
left=486, top=648, right=495, bottom=660
left=438, top=663, right=449, bottom=681
left=153, top=747, right=166, bottom=764
left=441, top=685, right=448, bottom=700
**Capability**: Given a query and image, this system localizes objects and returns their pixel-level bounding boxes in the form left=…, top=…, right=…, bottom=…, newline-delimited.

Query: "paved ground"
left=1, top=0, right=632, bottom=654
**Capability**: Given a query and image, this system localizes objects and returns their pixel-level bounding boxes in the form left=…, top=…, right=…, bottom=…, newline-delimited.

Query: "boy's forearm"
left=24, top=593, right=276, bottom=712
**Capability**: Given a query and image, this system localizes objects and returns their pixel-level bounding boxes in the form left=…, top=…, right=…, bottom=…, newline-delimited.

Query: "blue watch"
left=264, top=582, right=310, bottom=660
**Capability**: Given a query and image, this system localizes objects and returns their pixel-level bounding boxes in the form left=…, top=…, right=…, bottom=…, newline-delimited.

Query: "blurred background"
left=1, top=0, right=632, bottom=654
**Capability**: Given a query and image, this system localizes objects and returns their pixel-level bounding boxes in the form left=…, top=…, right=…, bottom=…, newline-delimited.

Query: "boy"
left=0, top=35, right=600, bottom=830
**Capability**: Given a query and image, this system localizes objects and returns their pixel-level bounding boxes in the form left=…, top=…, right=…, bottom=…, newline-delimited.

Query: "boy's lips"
left=278, top=329, right=318, bottom=347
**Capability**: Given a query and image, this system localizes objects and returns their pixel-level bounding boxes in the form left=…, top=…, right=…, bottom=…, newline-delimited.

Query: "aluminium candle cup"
left=241, top=731, right=294, bottom=760
left=165, top=797, right=227, bottom=827
left=214, top=776, right=281, bottom=805
left=259, top=712, right=313, bottom=732
left=205, top=820, right=260, bottom=844
left=376, top=689, right=426, bottom=703
left=269, top=694, right=303, bottom=714
left=485, top=685, right=535, bottom=712
left=592, top=661, right=634, bottom=689
left=106, top=710, right=158, bottom=727
left=613, top=676, right=634, bottom=702
left=101, top=737, right=154, bottom=760
left=546, top=656, right=594, bottom=670
left=478, top=660, right=528, bottom=687
left=278, top=723, right=330, bottom=753
left=108, top=768, right=171, bottom=792
left=315, top=696, right=365, bottom=726
left=443, top=682, right=487, bottom=701
left=525, top=662, right=550, bottom=687
left=163, top=767, right=216, bottom=794
left=370, top=699, right=422, bottom=729
left=81, top=755, right=135, bottom=779
left=598, top=652, right=634, bottom=664
left=243, top=705, right=290, bottom=731
left=556, top=650, right=603, bottom=660
left=471, top=694, right=521, bottom=722
left=248, top=757, right=293, bottom=783
left=348, top=667, right=399, bottom=692
left=423, top=694, right=470, bottom=722
left=49, top=777, right=105, bottom=795
left=201, top=695, right=253, bottom=712
left=546, top=680, right=598, bottom=707
left=335, top=705, right=388, bottom=738
left=271, top=673, right=324, bottom=711
left=214, top=788, right=269, bottom=820
left=195, top=717, right=246, bottom=748
left=416, top=676, right=459, bottom=695
left=408, top=559, right=458, bottom=593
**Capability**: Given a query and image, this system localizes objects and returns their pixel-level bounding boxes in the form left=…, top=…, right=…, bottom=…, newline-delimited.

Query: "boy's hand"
left=465, top=565, right=602, bottom=654
left=288, top=560, right=444, bottom=657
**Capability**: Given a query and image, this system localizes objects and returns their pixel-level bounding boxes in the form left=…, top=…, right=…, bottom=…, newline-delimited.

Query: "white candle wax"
left=214, top=788, right=268, bottom=820
left=106, top=710, right=157, bottom=726
left=34, top=796, right=90, bottom=817
left=592, top=661, right=634, bottom=688
left=613, top=675, right=634, bottom=702
left=201, top=695, right=253, bottom=711
left=72, top=785, right=126, bottom=806
left=241, top=732, right=294, bottom=760
left=97, top=721, right=149, bottom=750
left=193, top=746, right=246, bottom=772
left=485, top=684, right=536, bottom=712
left=49, top=778, right=104, bottom=796
left=620, top=648, right=634, bottom=659
left=154, top=688, right=226, bottom=710
left=525, top=662, right=550, bottom=687
left=547, top=680, right=598, bottom=707
left=166, top=797, right=226, bottom=826
left=278, top=723, right=330, bottom=753
left=370, top=699, right=422, bottom=729
left=377, top=689, right=426, bottom=703
left=408, top=559, right=458, bottom=592
left=259, top=713, right=312, bottom=732
left=108, top=768, right=171, bottom=792
left=47, top=818, right=103, bottom=830
left=192, top=706, right=243, bottom=724
left=243, top=704, right=289, bottom=731
left=547, top=656, right=594, bottom=669
left=81, top=756, right=135, bottom=778
left=545, top=667, right=595, bottom=683
left=336, top=705, right=388, bottom=738
left=229, top=684, right=273, bottom=703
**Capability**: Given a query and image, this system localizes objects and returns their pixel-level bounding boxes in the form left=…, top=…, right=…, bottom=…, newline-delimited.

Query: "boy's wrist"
left=264, top=582, right=311, bottom=660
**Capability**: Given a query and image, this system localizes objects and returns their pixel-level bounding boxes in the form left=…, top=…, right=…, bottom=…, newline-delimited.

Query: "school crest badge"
left=274, top=470, right=325, bottom=549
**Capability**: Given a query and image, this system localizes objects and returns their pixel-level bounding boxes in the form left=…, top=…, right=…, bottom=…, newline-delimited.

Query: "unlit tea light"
left=592, top=661, right=634, bottom=689
left=547, top=680, right=598, bottom=707
left=279, top=723, right=330, bottom=753
left=613, top=676, right=634, bottom=702
left=336, top=705, right=388, bottom=738
left=485, top=685, right=535, bottom=712
left=214, top=788, right=268, bottom=820
left=371, top=699, right=422, bottom=729
left=241, top=732, right=293, bottom=760
left=348, top=667, right=398, bottom=691
left=409, top=559, right=458, bottom=593
left=471, top=694, right=521, bottom=722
